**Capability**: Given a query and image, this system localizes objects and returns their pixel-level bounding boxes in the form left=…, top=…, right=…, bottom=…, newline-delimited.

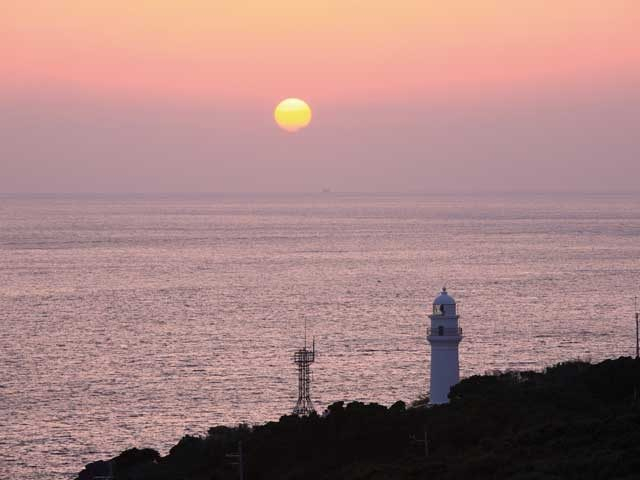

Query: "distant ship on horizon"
left=321, top=188, right=331, bottom=193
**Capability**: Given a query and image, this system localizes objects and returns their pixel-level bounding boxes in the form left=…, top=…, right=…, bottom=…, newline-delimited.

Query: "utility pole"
left=635, top=297, right=639, bottom=359
left=225, top=441, right=244, bottom=480
left=410, top=426, right=429, bottom=458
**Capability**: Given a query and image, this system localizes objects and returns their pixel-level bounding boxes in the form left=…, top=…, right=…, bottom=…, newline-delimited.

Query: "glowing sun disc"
left=274, top=98, right=312, bottom=132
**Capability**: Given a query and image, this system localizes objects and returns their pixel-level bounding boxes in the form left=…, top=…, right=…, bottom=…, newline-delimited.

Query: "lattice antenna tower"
left=292, top=317, right=316, bottom=416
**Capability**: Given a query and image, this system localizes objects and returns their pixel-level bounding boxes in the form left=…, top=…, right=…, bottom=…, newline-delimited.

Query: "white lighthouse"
left=427, top=287, right=463, bottom=404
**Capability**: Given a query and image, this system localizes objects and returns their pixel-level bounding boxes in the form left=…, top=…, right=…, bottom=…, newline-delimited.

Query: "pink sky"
left=1, top=1, right=639, bottom=193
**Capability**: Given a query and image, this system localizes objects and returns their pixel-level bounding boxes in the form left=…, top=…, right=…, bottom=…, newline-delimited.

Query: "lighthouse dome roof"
left=433, top=287, right=455, bottom=305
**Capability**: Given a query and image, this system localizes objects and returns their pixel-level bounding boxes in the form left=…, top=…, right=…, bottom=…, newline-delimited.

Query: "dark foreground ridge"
left=77, top=357, right=640, bottom=480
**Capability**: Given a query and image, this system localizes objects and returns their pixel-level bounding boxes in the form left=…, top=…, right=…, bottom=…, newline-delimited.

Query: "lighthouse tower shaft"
left=427, top=288, right=462, bottom=404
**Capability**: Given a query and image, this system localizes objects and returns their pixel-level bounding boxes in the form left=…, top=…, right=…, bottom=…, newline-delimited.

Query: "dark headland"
left=77, top=356, right=640, bottom=480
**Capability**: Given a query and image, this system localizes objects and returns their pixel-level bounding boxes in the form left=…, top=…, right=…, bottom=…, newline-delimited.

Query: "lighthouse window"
left=434, top=304, right=457, bottom=316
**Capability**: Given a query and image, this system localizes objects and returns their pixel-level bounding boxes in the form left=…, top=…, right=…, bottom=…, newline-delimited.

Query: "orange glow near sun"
left=1, top=1, right=639, bottom=105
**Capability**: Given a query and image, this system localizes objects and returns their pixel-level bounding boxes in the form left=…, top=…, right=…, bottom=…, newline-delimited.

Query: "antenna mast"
left=293, top=318, right=316, bottom=416
left=635, top=296, right=639, bottom=359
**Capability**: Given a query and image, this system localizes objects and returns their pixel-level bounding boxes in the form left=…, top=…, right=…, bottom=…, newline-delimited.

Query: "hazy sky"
left=2, top=1, right=639, bottom=193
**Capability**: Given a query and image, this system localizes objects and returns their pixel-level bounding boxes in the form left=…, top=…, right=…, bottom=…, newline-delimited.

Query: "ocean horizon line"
left=2, top=190, right=640, bottom=198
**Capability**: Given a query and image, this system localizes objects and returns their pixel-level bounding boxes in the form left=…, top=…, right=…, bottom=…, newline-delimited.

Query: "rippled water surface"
left=1, top=193, right=640, bottom=478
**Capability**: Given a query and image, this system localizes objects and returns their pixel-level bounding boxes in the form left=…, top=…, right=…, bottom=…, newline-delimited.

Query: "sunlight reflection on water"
left=1, top=193, right=639, bottom=478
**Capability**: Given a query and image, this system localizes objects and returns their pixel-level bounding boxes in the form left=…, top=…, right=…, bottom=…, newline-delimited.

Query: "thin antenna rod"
left=635, top=296, right=639, bottom=359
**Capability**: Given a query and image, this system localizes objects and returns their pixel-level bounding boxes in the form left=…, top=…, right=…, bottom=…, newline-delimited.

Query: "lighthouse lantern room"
left=427, top=287, right=463, bottom=404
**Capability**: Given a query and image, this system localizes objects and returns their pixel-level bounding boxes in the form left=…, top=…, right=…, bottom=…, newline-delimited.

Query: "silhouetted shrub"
left=77, top=356, right=640, bottom=480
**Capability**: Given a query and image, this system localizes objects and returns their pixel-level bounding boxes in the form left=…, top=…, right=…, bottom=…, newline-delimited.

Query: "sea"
left=1, top=193, right=639, bottom=479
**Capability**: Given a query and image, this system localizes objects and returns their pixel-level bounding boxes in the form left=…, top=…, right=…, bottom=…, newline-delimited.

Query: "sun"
left=274, top=98, right=312, bottom=132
